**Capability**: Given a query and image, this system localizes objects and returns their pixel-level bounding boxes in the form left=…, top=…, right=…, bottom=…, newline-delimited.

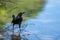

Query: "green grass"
left=0, top=0, right=46, bottom=29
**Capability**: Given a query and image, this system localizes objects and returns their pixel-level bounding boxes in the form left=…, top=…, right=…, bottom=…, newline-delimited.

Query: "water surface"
left=25, top=0, right=60, bottom=40
left=5, top=0, right=60, bottom=40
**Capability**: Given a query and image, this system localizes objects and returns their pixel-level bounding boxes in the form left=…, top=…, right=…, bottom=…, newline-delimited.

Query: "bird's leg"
left=13, top=24, right=14, bottom=35
left=18, top=24, right=21, bottom=39
left=19, top=23, right=22, bottom=32
left=19, top=24, right=21, bottom=32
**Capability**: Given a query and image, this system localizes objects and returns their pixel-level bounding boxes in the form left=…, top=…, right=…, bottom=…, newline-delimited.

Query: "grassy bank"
left=0, top=0, right=46, bottom=28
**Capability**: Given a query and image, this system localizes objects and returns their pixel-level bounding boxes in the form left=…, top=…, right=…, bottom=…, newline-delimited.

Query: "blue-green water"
left=4, top=0, right=60, bottom=40
left=25, top=0, right=60, bottom=40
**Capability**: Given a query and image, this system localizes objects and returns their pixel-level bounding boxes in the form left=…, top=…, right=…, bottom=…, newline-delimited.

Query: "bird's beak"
left=23, top=12, right=25, bottom=14
left=22, top=12, right=25, bottom=14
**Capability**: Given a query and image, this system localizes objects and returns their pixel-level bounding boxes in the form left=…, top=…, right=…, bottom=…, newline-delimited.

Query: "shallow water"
left=4, top=0, right=60, bottom=40
left=25, top=0, right=60, bottom=40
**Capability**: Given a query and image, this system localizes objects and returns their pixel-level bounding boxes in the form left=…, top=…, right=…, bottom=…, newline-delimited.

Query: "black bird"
left=12, top=12, right=24, bottom=34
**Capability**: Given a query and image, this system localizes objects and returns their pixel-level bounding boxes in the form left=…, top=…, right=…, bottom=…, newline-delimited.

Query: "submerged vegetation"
left=0, top=0, right=45, bottom=28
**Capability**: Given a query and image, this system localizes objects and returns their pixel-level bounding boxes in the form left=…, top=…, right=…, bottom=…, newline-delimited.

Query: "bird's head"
left=12, top=15, right=15, bottom=18
left=18, top=12, right=25, bottom=16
